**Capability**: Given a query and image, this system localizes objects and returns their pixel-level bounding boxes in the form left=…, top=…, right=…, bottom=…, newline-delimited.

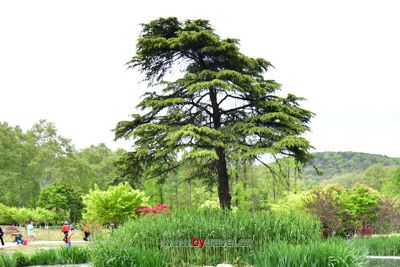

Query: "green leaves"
left=116, top=17, right=314, bottom=208
left=38, top=183, right=83, bottom=222
left=82, top=182, right=148, bottom=225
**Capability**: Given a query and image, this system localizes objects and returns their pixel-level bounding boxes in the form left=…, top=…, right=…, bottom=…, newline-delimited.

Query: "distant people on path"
left=61, top=221, right=70, bottom=240
left=0, top=226, right=4, bottom=246
left=82, top=223, right=90, bottom=241
left=26, top=221, right=34, bottom=243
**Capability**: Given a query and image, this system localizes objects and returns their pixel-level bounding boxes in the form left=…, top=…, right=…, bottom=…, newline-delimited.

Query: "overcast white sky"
left=1, top=0, right=399, bottom=157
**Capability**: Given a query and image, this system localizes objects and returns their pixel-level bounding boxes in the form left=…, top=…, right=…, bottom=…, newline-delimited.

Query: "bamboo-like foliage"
left=90, top=209, right=321, bottom=266
left=349, top=236, right=400, bottom=256
left=253, top=240, right=367, bottom=267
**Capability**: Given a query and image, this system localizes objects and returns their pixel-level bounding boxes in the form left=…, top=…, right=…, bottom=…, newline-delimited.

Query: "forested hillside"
left=302, top=151, right=400, bottom=179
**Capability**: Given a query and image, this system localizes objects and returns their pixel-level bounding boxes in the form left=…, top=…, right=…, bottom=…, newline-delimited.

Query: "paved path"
left=0, top=240, right=87, bottom=248
left=367, top=256, right=400, bottom=260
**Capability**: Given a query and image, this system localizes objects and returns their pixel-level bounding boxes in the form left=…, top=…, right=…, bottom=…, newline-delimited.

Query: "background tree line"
left=1, top=119, right=399, bottom=224
left=0, top=120, right=124, bottom=208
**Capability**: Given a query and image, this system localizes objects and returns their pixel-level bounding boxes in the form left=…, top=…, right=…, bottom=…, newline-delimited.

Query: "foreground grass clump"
left=90, top=209, right=321, bottom=266
left=349, top=236, right=400, bottom=256
left=252, top=241, right=368, bottom=267
left=0, top=246, right=88, bottom=267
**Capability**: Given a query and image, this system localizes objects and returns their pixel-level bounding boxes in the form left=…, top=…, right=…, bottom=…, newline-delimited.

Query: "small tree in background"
left=38, top=183, right=83, bottom=223
left=304, top=184, right=345, bottom=237
left=82, top=182, right=148, bottom=226
left=341, top=184, right=380, bottom=230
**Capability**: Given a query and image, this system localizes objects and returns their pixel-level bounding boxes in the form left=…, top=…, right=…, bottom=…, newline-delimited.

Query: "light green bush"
left=82, top=182, right=148, bottom=226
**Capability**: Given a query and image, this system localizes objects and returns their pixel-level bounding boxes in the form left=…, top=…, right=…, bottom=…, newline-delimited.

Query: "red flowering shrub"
left=358, top=225, right=374, bottom=236
left=135, top=203, right=172, bottom=216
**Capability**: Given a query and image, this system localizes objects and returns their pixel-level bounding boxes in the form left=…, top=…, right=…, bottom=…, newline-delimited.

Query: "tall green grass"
left=0, top=246, right=88, bottom=267
left=252, top=241, right=368, bottom=267
left=90, top=209, right=321, bottom=266
left=349, top=236, right=400, bottom=256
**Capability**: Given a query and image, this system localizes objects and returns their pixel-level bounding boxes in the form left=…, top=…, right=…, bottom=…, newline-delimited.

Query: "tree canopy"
left=115, top=17, right=314, bottom=209
left=38, top=183, right=83, bottom=222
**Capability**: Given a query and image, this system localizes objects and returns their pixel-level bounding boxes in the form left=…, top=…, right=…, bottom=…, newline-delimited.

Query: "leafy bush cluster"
left=0, top=204, right=55, bottom=225
left=305, top=183, right=399, bottom=237
left=82, top=182, right=148, bottom=226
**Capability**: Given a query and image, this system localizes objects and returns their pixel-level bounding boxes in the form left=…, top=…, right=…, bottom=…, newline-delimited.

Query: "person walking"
left=61, top=221, right=70, bottom=240
left=82, top=223, right=90, bottom=241
left=26, top=221, right=34, bottom=244
left=0, top=226, right=4, bottom=246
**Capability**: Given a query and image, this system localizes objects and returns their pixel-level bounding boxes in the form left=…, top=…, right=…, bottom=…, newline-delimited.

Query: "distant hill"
left=302, top=151, right=400, bottom=180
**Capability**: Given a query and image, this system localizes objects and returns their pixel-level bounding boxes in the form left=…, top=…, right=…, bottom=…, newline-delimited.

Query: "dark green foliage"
left=90, top=209, right=321, bottom=266
left=11, top=252, right=28, bottom=267
left=115, top=17, right=314, bottom=208
left=38, top=183, right=83, bottom=222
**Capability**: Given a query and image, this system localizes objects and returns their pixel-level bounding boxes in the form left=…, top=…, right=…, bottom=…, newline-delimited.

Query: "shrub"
left=358, top=226, right=373, bottom=236
left=304, top=185, right=344, bottom=237
left=12, top=251, right=29, bottom=267
left=305, top=183, right=382, bottom=237
left=136, top=203, right=171, bottom=216
left=373, top=197, right=400, bottom=234
left=82, top=182, right=148, bottom=226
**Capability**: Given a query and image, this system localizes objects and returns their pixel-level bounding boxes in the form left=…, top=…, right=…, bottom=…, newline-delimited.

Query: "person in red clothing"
left=61, top=221, right=69, bottom=240
left=63, top=232, right=74, bottom=248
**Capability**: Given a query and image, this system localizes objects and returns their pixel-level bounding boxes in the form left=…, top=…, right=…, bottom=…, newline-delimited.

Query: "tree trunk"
left=174, top=174, right=179, bottom=208
left=188, top=179, right=192, bottom=208
left=249, top=165, right=256, bottom=212
left=216, top=147, right=231, bottom=209
left=235, top=160, right=239, bottom=207
left=159, top=185, right=164, bottom=204
left=209, top=87, right=231, bottom=209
